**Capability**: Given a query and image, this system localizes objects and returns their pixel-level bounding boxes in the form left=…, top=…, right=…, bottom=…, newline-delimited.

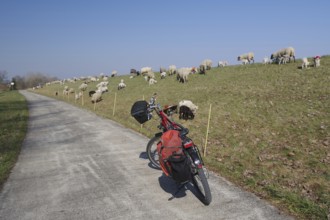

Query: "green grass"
left=0, top=90, right=29, bottom=190
left=33, top=57, right=329, bottom=219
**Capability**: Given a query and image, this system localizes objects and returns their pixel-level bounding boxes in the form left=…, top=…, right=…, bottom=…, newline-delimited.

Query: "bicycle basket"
left=131, top=100, right=150, bottom=124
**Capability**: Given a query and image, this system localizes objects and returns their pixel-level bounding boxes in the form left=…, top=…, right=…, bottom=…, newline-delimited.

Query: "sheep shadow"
left=158, top=174, right=201, bottom=202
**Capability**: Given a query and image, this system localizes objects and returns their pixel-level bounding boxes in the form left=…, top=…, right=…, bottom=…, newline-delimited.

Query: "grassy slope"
left=0, top=90, right=29, bottom=190
left=34, top=57, right=329, bottom=219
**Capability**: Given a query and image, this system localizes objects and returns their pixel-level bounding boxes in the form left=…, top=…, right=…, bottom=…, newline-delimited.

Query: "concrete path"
left=0, top=91, right=294, bottom=220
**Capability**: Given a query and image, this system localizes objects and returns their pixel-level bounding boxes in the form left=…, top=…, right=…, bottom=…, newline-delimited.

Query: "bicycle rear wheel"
left=146, top=136, right=161, bottom=169
left=192, top=167, right=212, bottom=205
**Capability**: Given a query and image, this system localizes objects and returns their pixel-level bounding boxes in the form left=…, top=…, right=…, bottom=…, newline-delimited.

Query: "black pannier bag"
left=168, top=153, right=191, bottom=183
left=131, top=100, right=150, bottom=124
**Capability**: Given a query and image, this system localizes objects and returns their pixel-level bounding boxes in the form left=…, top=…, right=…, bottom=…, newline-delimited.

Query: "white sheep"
left=143, top=71, right=155, bottom=81
left=271, top=47, right=295, bottom=63
left=168, top=65, right=177, bottom=75
left=96, top=86, right=108, bottom=93
left=178, top=100, right=198, bottom=114
left=241, top=59, right=249, bottom=65
left=177, top=67, right=194, bottom=83
left=238, top=52, right=254, bottom=64
left=314, top=56, right=321, bottom=67
left=140, top=67, right=152, bottom=75
left=201, top=59, right=213, bottom=70
left=79, top=82, right=88, bottom=91
left=91, top=91, right=102, bottom=103
left=160, top=71, right=166, bottom=79
left=96, top=81, right=108, bottom=88
left=218, top=61, right=228, bottom=67
left=75, top=91, right=83, bottom=100
left=301, top=57, right=310, bottom=69
left=148, top=78, right=157, bottom=85
left=278, top=54, right=290, bottom=64
left=262, top=57, right=271, bottom=64
left=118, top=79, right=126, bottom=90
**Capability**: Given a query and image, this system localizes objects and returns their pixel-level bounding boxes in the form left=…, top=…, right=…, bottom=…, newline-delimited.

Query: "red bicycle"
left=131, top=95, right=212, bottom=205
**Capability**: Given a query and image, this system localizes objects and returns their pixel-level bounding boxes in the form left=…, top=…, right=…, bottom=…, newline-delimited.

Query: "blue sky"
left=1, top=0, right=329, bottom=80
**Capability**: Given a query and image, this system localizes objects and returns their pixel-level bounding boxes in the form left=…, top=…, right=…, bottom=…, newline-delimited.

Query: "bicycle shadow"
left=139, top=151, right=161, bottom=170
left=158, top=174, right=201, bottom=202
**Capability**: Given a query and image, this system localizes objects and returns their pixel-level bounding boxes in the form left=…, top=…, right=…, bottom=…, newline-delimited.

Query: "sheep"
left=178, top=100, right=198, bottom=119
left=270, top=47, right=295, bottom=63
left=140, top=67, right=152, bottom=75
left=111, top=70, right=117, bottom=77
left=301, top=57, right=310, bottom=69
left=168, top=65, right=177, bottom=75
left=160, top=67, right=166, bottom=73
left=75, top=91, right=83, bottom=100
left=118, top=79, right=126, bottom=90
left=148, top=78, right=157, bottom=85
left=199, top=64, right=206, bottom=75
left=96, top=86, right=108, bottom=93
left=130, top=69, right=140, bottom=76
left=241, top=59, right=249, bottom=65
left=91, top=91, right=102, bottom=103
left=96, top=81, right=108, bottom=87
left=79, top=82, right=88, bottom=91
left=314, top=56, right=321, bottom=67
left=160, top=71, right=166, bottom=79
left=143, top=71, right=155, bottom=81
left=238, top=52, right=254, bottom=64
left=278, top=54, right=290, bottom=64
left=218, top=61, right=228, bottom=67
left=178, top=105, right=195, bottom=120
left=201, top=59, right=212, bottom=70
left=89, top=90, right=96, bottom=97
left=263, top=57, right=271, bottom=64
left=176, top=67, right=194, bottom=83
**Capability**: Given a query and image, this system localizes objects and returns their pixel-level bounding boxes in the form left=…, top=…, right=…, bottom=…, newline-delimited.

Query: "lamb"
left=91, top=91, right=102, bottom=103
left=262, top=57, right=271, bottom=64
left=160, top=71, right=166, bottom=79
left=241, top=59, right=249, bottom=65
left=218, top=61, right=228, bottom=67
left=178, top=100, right=198, bottom=119
left=75, top=91, right=83, bottom=100
left=313, top=56, right=321, bottom=67
left=270, top=47, right=295, bottom=63
left=143, top=71, right=155, bottom=81
left=96, top=86, right=108, bottom=93
left=118, top=79, right=126, bottom=90
left=238, top=52, right=254, bottom=64
left=168, top=65, right=177, bottom=75
left=201, top=59, right=212, bottom=70
left=96, top=81, right=108, bottom=87
left=148, top=78, right=157, bottom=85
left=278, top=54, right=290, bottom=64
left=301, top=57, right=310, bottom=69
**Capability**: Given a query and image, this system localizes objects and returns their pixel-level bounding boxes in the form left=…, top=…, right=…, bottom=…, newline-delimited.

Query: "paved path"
left=0, top=91, right=294, bottom=220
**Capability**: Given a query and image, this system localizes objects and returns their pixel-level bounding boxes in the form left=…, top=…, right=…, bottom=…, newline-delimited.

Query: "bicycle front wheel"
left=192, top=167, right=212, bottom=205
left=146, top=136, right=161, bottom=169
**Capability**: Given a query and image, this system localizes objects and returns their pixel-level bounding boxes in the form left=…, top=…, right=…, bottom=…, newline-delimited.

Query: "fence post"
left=204, top=103, right=212, bottom=156
left=113, top=92, right=117, bottom=116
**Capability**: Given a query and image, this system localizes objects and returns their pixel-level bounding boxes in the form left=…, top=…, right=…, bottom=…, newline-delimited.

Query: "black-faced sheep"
left=178, top=100, right=198, bottom=120
left=270, top=47, right=295, bottom=63
left=238, top=52, right=254, bottom=64
left=179, top=105, right=195, bottom=120
left=89, top=90, right=96, bottom=97
left=91, top=91, right=102, bottom=103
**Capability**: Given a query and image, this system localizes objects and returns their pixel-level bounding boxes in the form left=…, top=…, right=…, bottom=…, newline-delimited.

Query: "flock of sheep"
left=47, top=46, right=322, bottom=119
